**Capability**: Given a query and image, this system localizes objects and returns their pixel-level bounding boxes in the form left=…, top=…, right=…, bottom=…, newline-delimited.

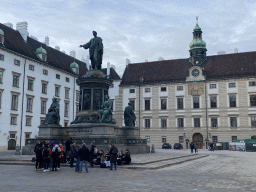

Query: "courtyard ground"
left=0, top=149, right=255, bottom=192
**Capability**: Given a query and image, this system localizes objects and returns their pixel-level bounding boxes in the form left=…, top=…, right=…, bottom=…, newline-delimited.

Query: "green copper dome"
left=189, top=38, right=206, bottom=49
left=0, top=29, right=4, bottom=36
left=193, top=24, right=201, bottom=31
left=36, top=46, right=47, bottom=54
left=70, top=61, right=79, bottom=68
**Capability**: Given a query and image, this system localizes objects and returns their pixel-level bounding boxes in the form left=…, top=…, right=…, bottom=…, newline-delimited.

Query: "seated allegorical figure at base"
left=124, top=102, right=136, bottom=127
left=98, top=95, right=113, bottom=123
left=43, top=97, right=60, bottom=125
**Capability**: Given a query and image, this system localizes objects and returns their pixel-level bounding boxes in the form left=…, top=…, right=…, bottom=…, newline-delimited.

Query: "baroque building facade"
left=0, top=22, right=121, bottom=151
left=116, top=20, right=256, bottom=149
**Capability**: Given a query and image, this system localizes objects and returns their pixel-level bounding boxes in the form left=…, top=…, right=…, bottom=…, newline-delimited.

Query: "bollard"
left=151, top=144, right=155, bottom=153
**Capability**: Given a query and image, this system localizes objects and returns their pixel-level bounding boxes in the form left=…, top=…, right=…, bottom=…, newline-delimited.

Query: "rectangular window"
left=76, top=91, right=80, bottom=102
left=29, top=64, right=34, bottom=71
left=249, top=81, right=256, bottom=86
left=10, top=133, right=16, bottom=138
left=145, top=119, right=150, bottom=128
left=76, top=104, right=79, bottom=114
left=145, top=88, right=150, bottom=93
left=26, top=117, right=32, bottom=126
left=232, top=136, right=237, bottom=142
left=161, top=98, right=167, bottom=110
left=177, top=86, right=183, bottom=91
left=66, top=77, right=70, bottom=82
left=40, top=118, right=45, bottom=125
left=13, top=75, right=19, bottom=87
left=11, top=95, right=18, bottom=110
left=210, top=96, right=217, bottom=108
left=26, top=98, right=33, bottom=112
left=64, top=102, right=69, bottom=117
left=162, top=136, right=166, bottom=143
left=250, top=95, right=256, bottom=107
left=14, top=59, right=20, bottom=66
left=229, top=83, right=236, bottom=88
left=194, top=118, right=200, bottom=127
left=55, top=86, right=60, bottom=97
left=41, top=100, right=46, bottom=114
left=56, top=74, right=60, bottom=79
left=129, top=89, right=135, bottom=93
left=130, top=100, right=135, bottom=110
left=161, top=87, right=166, bottom=92
left=0, top=54, right=4, bottom=60
left=42, top=83, right=47, bottom=94
left=177, top=98, right=183, bottom=109
left=210, top=84, right=216, bottom=89
left=193, top=97, right=199, bottom=108
left=145, top=136, right=150, bottom=143
left=161, top=118, right=167, bottom=128
left=145, top=100, right=150, bottom=110
left=178, top=118, right=184, bottom=127
left=211, top=117, right=218, bottom=127
left=43, top=69, right=48, bottom=75
left=0, top=71, right=3, bottom=83
left=212, top=136, right=218, bottom=143
left=64, top=121, right=68, bottom=127
left=10, top=116, right=17, bottom=125
left=229, top=95, right=236, bottom=107
left=28, top=79, right=33, bottom=90
left=65, top=89, right=69, bottom=99
left=179, top=136, right=184, bottom=143
left=230, top=117, right=237, bottom=127
left=251, top=116, right=256, bottom=127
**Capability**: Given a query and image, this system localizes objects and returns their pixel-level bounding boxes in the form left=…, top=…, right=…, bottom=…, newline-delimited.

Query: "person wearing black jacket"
left=109, top=144, right=118, bottom=170
left=35, top=143, right=43, bottom=170
left=78, top=143, right=89, bottom=173
left=89, top=143, right=96, bottom=167
left=123, top=150, right=131, bottom=165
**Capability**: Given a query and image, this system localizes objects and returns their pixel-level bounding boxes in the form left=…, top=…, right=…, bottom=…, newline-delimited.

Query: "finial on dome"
left=196, top=16, right=199, bottom=24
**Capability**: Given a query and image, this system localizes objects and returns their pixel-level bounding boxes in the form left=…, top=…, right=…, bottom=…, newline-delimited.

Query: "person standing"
left=42, top=143, right=52, bottom=172
left=65, top=138, right=73, bottom=163
left=75, top=144, right=80, bottom=172
left=52, top=144, right=61, bottom=171
left=89, top=143, right=96, bottom=168
left=35, top=143, right=43, bottom=170
left=190, top=142, right=194, bottom=153
left=194, top=144, right=197, bottom=153
left=109, top=144, right=118, bottom=170
left=78, top=143, right=89, bottom=173
left=69, top=143, right=77, bottom=168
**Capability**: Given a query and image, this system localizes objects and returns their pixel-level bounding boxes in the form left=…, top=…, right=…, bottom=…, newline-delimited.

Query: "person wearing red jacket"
left=42, top=143, right=52, bottom=172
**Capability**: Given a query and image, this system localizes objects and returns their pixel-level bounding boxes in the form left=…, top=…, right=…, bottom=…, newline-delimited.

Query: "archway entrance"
left=8, top=139, right=16, bottom=150
left=193, top=133, right=203, bottom=149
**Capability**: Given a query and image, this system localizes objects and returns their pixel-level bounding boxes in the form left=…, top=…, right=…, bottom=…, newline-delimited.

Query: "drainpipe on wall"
left=73, top=77, right=76, bottom=121
left=205, top=80, right=209, bottom=148
left=19, top=59, right=27, bottom=151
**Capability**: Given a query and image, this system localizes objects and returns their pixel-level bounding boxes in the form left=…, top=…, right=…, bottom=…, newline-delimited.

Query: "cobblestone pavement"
left=0, top=150, right=256, bottom=192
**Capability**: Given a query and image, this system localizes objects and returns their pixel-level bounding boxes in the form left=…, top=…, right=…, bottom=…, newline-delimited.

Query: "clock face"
left=192, top=69, right=200, bottom=77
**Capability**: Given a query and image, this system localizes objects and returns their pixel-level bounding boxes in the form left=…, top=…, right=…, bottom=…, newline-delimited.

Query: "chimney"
left=70, top=50, right=76, bottom=58
left=55, top=46, right=60, bottom=51
left=107, top=62, right=110, bottom=76
left=158, top=57, right=164, bottom=61
left=16, top=21, right=28, bottom=41
left=44, top=36, right=49, bottom=46
left=62, top=51, right=66, bottom=54
left=126, top=58, right=131, bottom=66
left=30, top=35, right=38, bottom=41
left=145, top=59, right=148, bottom=62
left=234, top=48, right=238, bottom=53
left=4, top=22, right=13, bottom=28
left=110, top=64, right=116, bottom=70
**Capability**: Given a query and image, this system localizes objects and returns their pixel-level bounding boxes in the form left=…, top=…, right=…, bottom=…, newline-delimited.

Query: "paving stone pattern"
left=0, top=149, right=256, bottom=191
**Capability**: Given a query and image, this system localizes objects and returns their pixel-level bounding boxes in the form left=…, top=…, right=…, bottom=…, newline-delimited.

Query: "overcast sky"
left=1, top=0, right=256, bottom=76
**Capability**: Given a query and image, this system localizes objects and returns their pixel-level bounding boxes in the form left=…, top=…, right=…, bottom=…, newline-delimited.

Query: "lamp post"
left=138, top=77, right=144, bottom=137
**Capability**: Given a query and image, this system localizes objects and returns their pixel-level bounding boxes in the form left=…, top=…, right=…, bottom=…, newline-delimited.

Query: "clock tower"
left=189, top=17, right=207, bottom=65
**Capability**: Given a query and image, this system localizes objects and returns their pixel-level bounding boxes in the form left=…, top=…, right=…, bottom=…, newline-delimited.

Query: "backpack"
left=43, top=148, right=49, bottom=158
left=54, top=147, right=60, bottom=157
left=36, top=146, right=42, bottom=156
left=31, top=157, right=36, bottom=162
left=112, top=147, right=118, bottom=155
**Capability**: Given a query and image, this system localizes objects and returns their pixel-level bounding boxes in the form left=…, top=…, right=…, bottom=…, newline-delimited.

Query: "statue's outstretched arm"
left=80, top=41, right=91, bottom=49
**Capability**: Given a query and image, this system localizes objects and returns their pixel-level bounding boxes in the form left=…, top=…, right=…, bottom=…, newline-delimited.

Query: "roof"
left=121, top=51, right=256, bottom=86
left=36, top=46, right=47, bottom=54
left=101, top=68, right=121, bottom=80
left=0, top=22, right=121, bottom=79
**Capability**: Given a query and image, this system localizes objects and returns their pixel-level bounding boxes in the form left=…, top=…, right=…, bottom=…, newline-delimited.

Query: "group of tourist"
left=34, top=141, right=63, bottom=172
left=34, top=139, right=132, bottom=173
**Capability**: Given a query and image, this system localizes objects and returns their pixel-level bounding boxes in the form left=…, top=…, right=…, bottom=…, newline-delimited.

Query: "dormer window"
left=36, top=46, right=47, bottom=61
left=0, top=29, right=4, bottom=44
left=70, top=61, right=79, bottom=74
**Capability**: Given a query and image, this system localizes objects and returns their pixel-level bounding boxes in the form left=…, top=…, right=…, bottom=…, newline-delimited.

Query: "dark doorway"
left=193, top=133, right=203, bottom=149
left=8, top=139, right=16, bottom=150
